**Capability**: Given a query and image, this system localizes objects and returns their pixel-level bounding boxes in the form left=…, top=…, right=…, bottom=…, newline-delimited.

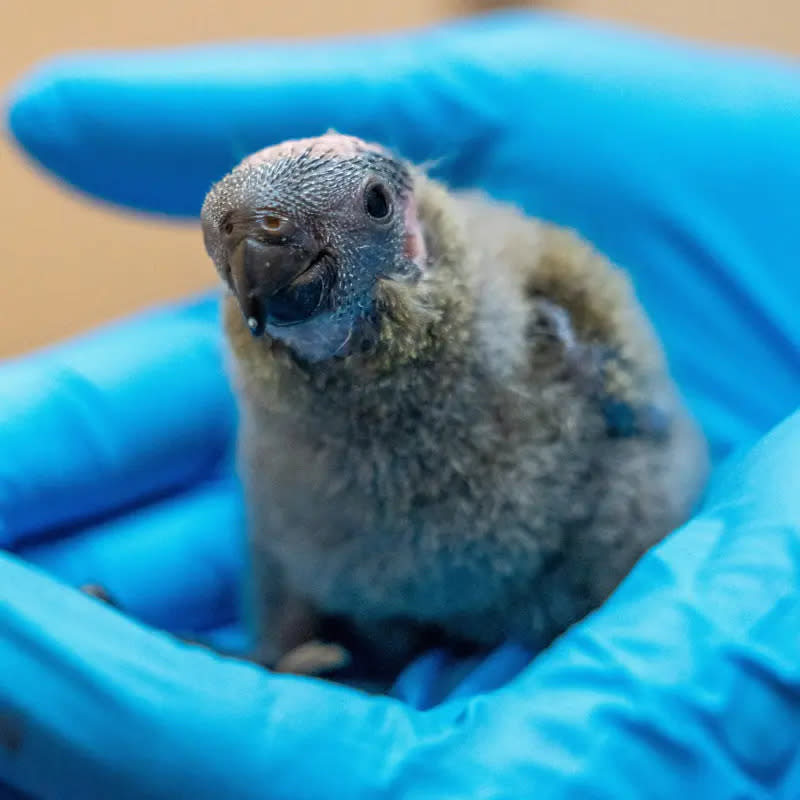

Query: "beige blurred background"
left=2, top=0, right=799, bottom=358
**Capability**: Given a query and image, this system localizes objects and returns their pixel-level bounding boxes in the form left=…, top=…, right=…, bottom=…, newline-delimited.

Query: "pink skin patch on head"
left=239, top=133, right=388, bottom=169
left=404, top=194, right=427, bottom=268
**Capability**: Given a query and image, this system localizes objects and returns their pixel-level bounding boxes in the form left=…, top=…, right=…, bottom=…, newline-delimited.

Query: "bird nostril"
left=221, top=213, right=236, bottom=236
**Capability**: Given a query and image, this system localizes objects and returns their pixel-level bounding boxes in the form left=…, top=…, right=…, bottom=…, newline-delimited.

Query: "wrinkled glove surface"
left=2, top=11, right=799, bottom=800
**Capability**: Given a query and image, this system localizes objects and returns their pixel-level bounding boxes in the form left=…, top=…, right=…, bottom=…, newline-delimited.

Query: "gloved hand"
left=2, top=11, right=800, bottom=799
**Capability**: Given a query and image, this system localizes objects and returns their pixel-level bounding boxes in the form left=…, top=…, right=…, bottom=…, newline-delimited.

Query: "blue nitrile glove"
left=2, top=10, right=800, bottom=799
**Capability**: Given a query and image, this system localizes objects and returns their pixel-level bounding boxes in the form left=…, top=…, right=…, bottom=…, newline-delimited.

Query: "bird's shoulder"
left=448, top=188, right=674, bottom=440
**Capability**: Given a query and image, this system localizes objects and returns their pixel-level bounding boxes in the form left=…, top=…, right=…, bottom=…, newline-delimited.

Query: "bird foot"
left=274, top=641, right=352, bottom=676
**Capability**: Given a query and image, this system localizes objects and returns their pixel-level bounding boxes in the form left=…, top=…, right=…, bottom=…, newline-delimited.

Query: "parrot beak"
left=226, top=220, right=321, bottom=337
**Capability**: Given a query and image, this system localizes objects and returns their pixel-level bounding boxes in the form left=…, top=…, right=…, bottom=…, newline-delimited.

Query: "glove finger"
left=200, top=621, right=248, bottom=654
left=3, top=11, right=546, bottom=217
left=17, top=476, right=244, bottom=636
left=391, top=642, right=533, bottom=711
left=390, top=649, right=453, bottom=710
left=0, top=551, right=430, bottom=800
left=8, top=11, right=800, bottom=224
left=0, top=293, right=235, bottom=548
left=442, top=641, right=533, bottom=704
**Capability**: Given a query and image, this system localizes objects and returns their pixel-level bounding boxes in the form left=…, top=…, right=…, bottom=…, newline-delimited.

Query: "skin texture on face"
left=201, top=133, right=427, bottom=362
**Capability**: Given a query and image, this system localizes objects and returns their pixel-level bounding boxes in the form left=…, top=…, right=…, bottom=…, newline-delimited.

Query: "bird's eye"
left=364, top=182, right=392, bottom=221
left=222, top=220, right=234, bottom=235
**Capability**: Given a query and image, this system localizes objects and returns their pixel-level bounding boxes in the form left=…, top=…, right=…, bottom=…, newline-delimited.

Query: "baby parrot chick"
left=201, top=133, right=709, bottom=682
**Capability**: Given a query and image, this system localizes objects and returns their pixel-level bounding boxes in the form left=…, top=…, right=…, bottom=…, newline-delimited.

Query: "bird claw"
left=274, top=641, right=352, bottom=676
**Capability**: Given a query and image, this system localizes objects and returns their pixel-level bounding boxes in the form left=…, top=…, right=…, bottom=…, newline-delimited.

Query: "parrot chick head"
left=201, top=133, right=429, bottom=362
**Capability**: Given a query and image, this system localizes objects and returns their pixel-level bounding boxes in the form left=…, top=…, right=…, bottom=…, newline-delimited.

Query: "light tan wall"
left=560, top=0, right=800, bottom=58
left=2, top=0, right=798, bottom=358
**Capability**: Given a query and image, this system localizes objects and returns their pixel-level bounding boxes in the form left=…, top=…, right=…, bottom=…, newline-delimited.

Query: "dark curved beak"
left=226, top=221, right=320, bottom=336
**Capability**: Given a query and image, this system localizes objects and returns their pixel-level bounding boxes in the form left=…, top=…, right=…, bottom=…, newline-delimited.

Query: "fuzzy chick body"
left=202, top=134, right=708, bottom=679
